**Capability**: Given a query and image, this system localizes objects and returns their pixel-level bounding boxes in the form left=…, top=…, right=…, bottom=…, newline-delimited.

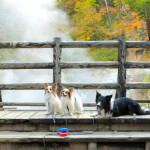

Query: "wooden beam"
left=0, top=63, right=54, bottom=69
left=0, top=131, right=150, bottom=143
left=125, top=62, right=150, bottom=68
left=61, top=41, right=119, bottom=48
left=126, top=41, right=150, bottom=48
left=53, top=38, right=62, bottom=95
left=0, top=42, right=54, bottom=48
left=146, top=19, right=150, bottom=40
left=0, top=82, right=149, bottom=90
left=0, top=62, right=149, bottom=69
left=0, top=102, right=96, bottom=107
left=60, top=62, right=119, bottom=69
left=0, top=41, right=150, bottom=49
left=0, top=83, right=45, bottom=90
left=60, top=83, right=120, bottom=89
left=126, top=83, right=150, bottom=89
left=117, top=34, right=127, bottom=98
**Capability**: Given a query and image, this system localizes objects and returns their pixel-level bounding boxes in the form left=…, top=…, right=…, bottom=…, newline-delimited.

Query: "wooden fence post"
left=53, top=37, right=62, bottom=96
left=0, top=91, right=2, bottom=109
left=116, top=34, right=127, bottom=98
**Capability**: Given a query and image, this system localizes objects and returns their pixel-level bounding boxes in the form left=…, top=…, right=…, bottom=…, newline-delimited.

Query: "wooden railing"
left=0, top=34, right=150, bottom=107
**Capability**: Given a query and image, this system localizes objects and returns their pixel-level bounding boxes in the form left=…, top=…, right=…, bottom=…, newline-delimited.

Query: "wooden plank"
left=126, top=83, right=150, bottom=89
left=88, top=143, right=97, bottom=150
left=0, top=111, right=11, bottom=117
left=60, top=62, right=119, bottom=69
left=60, top=83, right=120, bottom=89
left=125, top=62, right=150, bottom=68
left=16, top=111, right=38, bottom=119
left=146, top=142, right=150, bottom=150
left=0, top=42, right=54, bottom=48
left=0, top=101, right=150, bottom=107
left=53, top=37, right=62, bottom=95
left=0, top=82, right=149, bottom=90
left=0, top=41, right=150, bottom=49
left=0, top=102, right=45, bottom=106
left=126, top=41, right=150, bottom=48
left=0, top=63, right=54, bottom=69
left=117, top=34, right=126, bottom=98
left=0, top=91, right=2, bottom=108
left=0, top=83, right=46, bottom=90
left=146, top=19, right=150, bottom=40
left=0, top=111, right=24, bottom=119
left=0, top=83, right=119, bottom=90
left=61, top=41, right=119, bottom=48
left=29, top=111, right=47, bottom=119
left=0, top=131, right=150, bottom=143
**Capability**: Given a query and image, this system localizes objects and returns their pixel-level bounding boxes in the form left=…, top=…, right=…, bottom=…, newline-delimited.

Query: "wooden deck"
left=0, top=110, right=150, bottom=132
left=0, top=110, right=150, bottom=150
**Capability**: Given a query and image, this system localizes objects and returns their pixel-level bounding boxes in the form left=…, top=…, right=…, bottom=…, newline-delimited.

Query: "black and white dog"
left=95, top=91, right=150, bottom=117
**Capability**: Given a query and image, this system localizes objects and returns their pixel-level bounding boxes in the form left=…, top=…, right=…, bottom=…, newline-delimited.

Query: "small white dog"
left=44, top=83, right=61, bottom=115
left=60, top=87, right=83, bottom=116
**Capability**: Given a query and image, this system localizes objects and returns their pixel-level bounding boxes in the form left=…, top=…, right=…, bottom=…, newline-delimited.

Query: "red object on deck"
left=146, top=19, right=150, bottom=41
left=59, top=132, right=68, bottom=136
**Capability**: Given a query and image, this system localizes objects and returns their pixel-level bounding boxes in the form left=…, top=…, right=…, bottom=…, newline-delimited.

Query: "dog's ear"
left=52, top=83, right=57, bottom=96
left=69, top=88, right=74, bottom=98
left=96, top=91, right=101, bottom=97
left=52, top=83, right=57, bottom=89
left=106, top=95, right=113, bottom=101
left=44, top=83, right=49, bottom=87
left=69, top=88, right=74, bottom=93
left=96, top=91, right=101, bottom=102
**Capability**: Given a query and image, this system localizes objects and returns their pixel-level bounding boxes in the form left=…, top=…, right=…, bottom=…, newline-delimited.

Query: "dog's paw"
left=45, top=112, right=50, bottom=115
left=90, top=113, right=99, bottom=117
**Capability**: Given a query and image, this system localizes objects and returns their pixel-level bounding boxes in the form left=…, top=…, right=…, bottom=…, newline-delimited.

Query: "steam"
left=0, top=0, right=117, bottom=109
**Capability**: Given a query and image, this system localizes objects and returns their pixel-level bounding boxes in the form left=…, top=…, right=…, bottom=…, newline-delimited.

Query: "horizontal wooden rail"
left=126, top=83, right=150, bottom=89
left=0, top=62, right=150, bottom=69
left=61, top=41, right=119, bottom=48
left=0, top=42, right=54, bottom=48
left=0, top=83, right=120, bottom=90
left=0, top=100, right=149, bottom=107
left=60, top=62, right=119, bottom=69
left=0, top=83, right=149, bottom=90
left=0, top=63, right=54, bottom=69
left=0, top=102, right=95, bottom=107
left=126, top=41, right=150, bottom=48
left=60, top=83, right=120, bottom=89
left=0, top=84, right=45, bottom=90
left=0, top=41, right=150, bottom=49
left=125, top=62, right=150, bottom=68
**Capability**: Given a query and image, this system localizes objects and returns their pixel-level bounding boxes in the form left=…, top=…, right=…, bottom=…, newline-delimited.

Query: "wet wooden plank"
left=0, top=131, right=150, bottom=143
left=29, top=111, right=47, bottom=119
left=1, top=111, right=24, bottom=119
left=16, top=111, right=38, bottom=119
left=0, top=111, right=11, bottom=118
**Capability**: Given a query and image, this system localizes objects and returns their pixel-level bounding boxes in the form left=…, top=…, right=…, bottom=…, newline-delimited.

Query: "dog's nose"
left=97, top=102, right=100, bottom=106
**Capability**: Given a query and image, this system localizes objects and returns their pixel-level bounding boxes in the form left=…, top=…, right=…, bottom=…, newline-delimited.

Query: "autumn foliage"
left=58, top=0, right=148, bottom=61
left=58, top=0, right=148, bottom=41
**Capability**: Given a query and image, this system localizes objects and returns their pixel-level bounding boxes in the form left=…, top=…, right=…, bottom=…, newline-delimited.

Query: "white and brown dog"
left=60, top=87, right=83, bottom=116
left=44, top=83, right=61, bottom=115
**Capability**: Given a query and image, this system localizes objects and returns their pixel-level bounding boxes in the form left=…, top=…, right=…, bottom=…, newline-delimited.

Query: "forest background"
left=57, top=0, right=149, bottom=61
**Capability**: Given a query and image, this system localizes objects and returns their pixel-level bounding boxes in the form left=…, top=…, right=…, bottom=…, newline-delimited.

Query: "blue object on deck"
left=59, top=128, right=68, bottom=132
